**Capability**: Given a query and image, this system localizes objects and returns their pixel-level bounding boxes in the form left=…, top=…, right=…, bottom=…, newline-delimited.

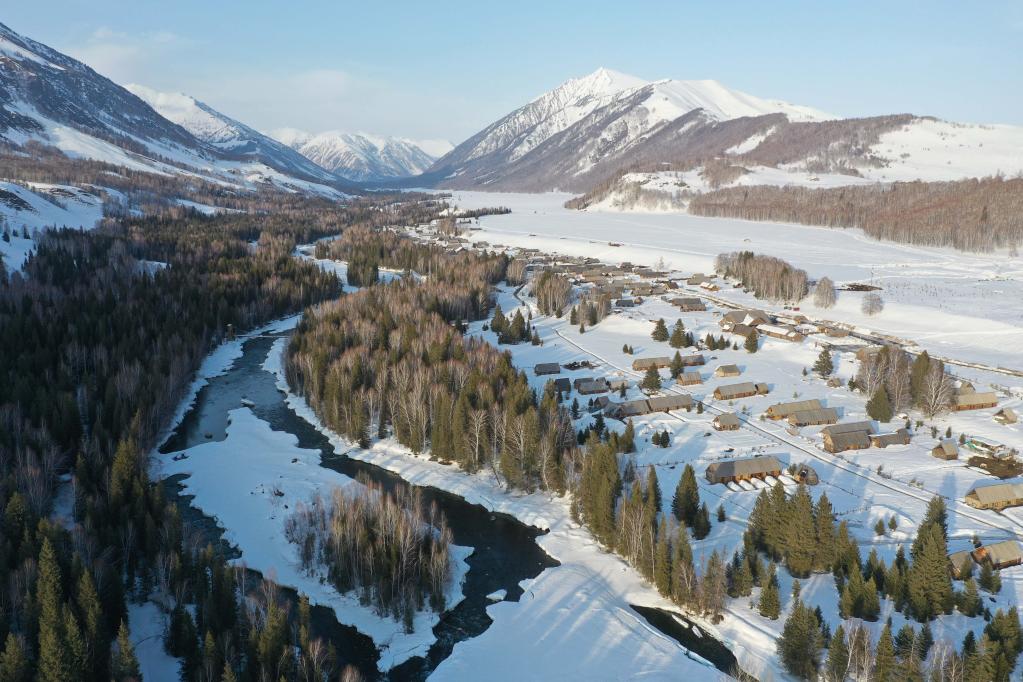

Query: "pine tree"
left=758, top=563, right=781, bottom=619
left=644, top=465, right=660, bottom=510
left=570, top=307, right=578, bottom=325
left=671, top=465, right=699, bottom=526
left=866, top=387, right=894, bottom=422
left=744, top=331, right=759, bottom=353
left=716, top=504, right=726, bottom=523
left=111, top=620, right=140, bottom=681
left=874, top=623, right=896, bottom=682
left=907, top=521, right=953, bottom=621
left=672, top=523, right=696, bottom=606
left=641, top=365, right=661, bottom=391
left=826, top=624, right=849, bottom=681
left=669, top=320, right=686, bottom=348
left=491, top=304, right=507, bottom=335
left=652, top=318, right=669, bottom=342
left=669, top=350, right=684, bottom=379
left=777, top=597, right=822, bottom=679
left=813, top=492, right=836, bottom=572
left=813, top=348, right=834, bottom=377
left=783, top=485, right=815, bottom=577
left=0, top=634, right=29, bottom=682
left=654, top=516, right=672, bottom=597
left=692, top=503, right=711, bottom=540
left=960, top=577, right=982, bottom=616
left=37, top=539, right=71, bottom=682
left=910, top=351, right=931, bottom=404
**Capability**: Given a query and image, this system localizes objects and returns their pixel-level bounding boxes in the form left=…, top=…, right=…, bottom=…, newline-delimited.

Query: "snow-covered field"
left=448, top=191, right=1023, bottom=370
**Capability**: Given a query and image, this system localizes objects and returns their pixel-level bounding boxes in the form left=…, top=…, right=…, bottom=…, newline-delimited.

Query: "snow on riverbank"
left=265, top=341, right=736, bottom=680
left=155, top=407, right=472, bottom=670
left=446, top=191, right=1023, bottom=370
left=128, top=601, right=183, bottom=682
left=149, top=315, right=470, bottom=671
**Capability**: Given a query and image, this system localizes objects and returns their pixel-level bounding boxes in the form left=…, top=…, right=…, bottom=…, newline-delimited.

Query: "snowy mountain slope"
left=429, top=67, right=1023, bottom=194
left=125, top=85, right=344, bottom=185
left=428, top=68, right=833, bottom=190
left=0, top=22, right=355, bottom=198
left=271, top=128, right=438, bottom=181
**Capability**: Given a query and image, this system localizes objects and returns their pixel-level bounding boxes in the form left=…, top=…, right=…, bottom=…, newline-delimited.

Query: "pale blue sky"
left=5, top=1, right=1022, bottom=143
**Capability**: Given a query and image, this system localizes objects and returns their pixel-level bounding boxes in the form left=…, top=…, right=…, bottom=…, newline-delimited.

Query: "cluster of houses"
left=717, top=308, right=807, bottom=344
left=949, top=540, right=1023, bottom=579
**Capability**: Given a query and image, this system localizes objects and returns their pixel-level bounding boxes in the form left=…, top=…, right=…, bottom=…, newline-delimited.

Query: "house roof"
left=871, top=428, right=911, bottom=447
left=956, top=391, right=998, bottom=408
left=976, top=540, right=1023, bottom=566
left=707, top=455, right=782, bottom=480
left=715, top=382, right=760, bottom=398
left=766, top=399, right=823, bottom=417
left=715, top=413, right=741, bottom=427
left=967, top=482, right=1023, bottom=505
left=647, top=394, right=693, bottom=412
left=933, top=440, right=959, bottom=456
left=821, top=421, right=874, bottom=438
left=827, top=431, right=872, bottom=450
left=534, top=362, right=560, bottom=374
left=996, top=408, right=1018, bottom=423
left=715, top=364, right=741, bottom=376
left=788, top=408, right=839, bottom=425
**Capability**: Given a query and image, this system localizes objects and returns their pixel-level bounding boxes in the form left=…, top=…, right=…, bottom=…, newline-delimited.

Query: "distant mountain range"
left=426, top=67, right=1023, bottom=197
left=269, top=128, right=444, bottom=182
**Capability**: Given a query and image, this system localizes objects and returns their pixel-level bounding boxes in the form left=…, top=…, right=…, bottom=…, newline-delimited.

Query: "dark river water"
left=159, top=333, right=741, bottom=680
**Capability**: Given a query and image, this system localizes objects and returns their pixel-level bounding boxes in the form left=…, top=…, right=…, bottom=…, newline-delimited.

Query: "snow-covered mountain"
left=124, top=84, right=343, bottom=185
left=428, top=67, right=1023, bottom=194
left=271, top=128, right=440, bottom=181
left=0, top=22, right=354, bottom=197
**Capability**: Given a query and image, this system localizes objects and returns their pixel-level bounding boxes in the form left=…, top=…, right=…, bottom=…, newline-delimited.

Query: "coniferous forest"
left=0, top=194, right=448, bottom=681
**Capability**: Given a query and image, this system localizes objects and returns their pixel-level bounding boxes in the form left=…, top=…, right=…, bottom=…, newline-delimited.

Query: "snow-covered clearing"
left=265, top=337, right=730, bottom=681
left=448, top=191, right=1023, bottom=370
left=128, top=601, right=183, bottom=682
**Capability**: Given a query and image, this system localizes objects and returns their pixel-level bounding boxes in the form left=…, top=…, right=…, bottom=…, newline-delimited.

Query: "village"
left=399, top=207, right=1023, bottom=674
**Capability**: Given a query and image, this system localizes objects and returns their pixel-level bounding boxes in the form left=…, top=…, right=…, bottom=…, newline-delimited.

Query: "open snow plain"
left=450, top=191, right=1023, bottom=371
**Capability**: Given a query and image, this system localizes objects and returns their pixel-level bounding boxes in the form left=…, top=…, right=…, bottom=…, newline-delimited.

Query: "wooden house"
left=632, top=357, right=673, bottom=371
left=972, top=540, right=1023, bottom=571
left=713, top=413, right=741, bottom=431
left=706, top=455, right=782, bottom=485
left=765, top=399, right=823, bottom=420
left=677, top=371, right=703, bottom=386
left=994, top=408, right=1018, bottom=425
left=551, top=378, right=571, bottom=394
left=870, top=428, right=912, bottom=448
left=948, top=550, right=975, bottom=579
left=672, top=297, right=706, bottom=312
left=821, top=421, right=874, bottom=453
left=787, top=407, right=839, bottom=427
left=964, top=482, right=1023, bottom=511
left=715, top=364, right=741, bottom=378
left=931, top=440, right=959, bottom=460
left=647, top=394, right=693, bottom=413
left=757, top=324, right=805, bottom=343
left=534, top=362, right=561, bottom=376
left=713, top=382, right=769, bottom=400
left=953, top=391, right=998, bottom=412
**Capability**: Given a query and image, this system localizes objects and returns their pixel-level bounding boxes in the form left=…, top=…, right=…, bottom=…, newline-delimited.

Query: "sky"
left=5, top=1, right=1023, bottom=146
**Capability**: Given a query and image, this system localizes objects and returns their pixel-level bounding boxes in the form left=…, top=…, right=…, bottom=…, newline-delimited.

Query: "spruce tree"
left=111, top=620, right=140, bottom=681
left=874, top=623, right=896, bottom=682
left=0, top=634, right=29, bottom=682
left=813, top=348, right=834, bottom=377
left=669, top=320, right=686, bottom=348
left=960, top=577, right=982, bottom=616
left=37, top=539, right=70, bottom=682
left=672, top=524, right=695, bottom=606
left=641, top=365, right=661, bottom=391
left=758, top=563, right=781, bottom=619
left=826, top=625, right=849, bottom=681
left=654, top=516, right=672, bottom=597
left=907, top=522, right=953, bottom=621
left=813, top=493, right=836, bottom=572
left=644, top=465, right=661, bottom=510
left=777, top=597, right=822, bottom=679
left=866, top=387, right=893, bottom=422
left=671, top=465, right=700, bottom=526
left=783, top=485, right=815, bottom=577
left=744, top=331, right=759, bottom=353
left=910, top=351, right=931, bottom=404
left=652, top=318, right=669, bottom=342
left=692, top=503, right=711, bottom=540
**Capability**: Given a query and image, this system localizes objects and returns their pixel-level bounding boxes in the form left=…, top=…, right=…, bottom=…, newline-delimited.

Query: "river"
left=159, top=332, right=743, bottom=679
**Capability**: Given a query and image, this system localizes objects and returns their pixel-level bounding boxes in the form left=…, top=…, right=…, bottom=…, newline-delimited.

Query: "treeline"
left=0, top=199, right=413, bottom=680
left=690, top=176, right=1023, bottom=252
left=313, top=225, right=509, bottom=296
left=714, top=250, right=809, bottom=302
left=285, top=479, right=453, bottom=631
left=856, top=347, right=954, bottom=419
left=288, top=231, right=576, bottom=492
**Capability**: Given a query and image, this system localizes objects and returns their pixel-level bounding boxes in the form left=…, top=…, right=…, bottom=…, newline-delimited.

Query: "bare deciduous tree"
left=813, top=276, right=837, bottom=308
left=861, top=292, right=884, bottom=316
